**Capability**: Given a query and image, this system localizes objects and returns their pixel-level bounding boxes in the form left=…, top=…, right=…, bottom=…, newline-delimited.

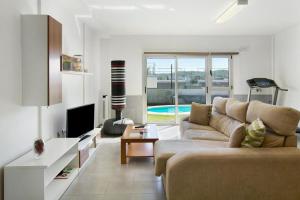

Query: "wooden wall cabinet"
left=22, top=15, right=62, bottom=106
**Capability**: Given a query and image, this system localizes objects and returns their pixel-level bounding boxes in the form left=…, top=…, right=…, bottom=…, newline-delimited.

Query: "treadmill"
left=247, top=78, right=288, bottom=105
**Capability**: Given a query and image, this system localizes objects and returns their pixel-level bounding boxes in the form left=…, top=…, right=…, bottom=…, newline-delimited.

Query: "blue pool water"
left=147, top=105, right=191, bottom=114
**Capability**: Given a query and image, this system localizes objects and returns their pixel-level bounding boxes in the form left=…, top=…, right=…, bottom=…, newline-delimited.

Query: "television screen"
left=66, top=104, right=95, bottom=138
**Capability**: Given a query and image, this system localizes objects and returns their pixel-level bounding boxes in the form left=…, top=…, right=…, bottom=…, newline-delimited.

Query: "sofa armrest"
left=181, top=116, right=190, bottom=121
left=165, top=148, right=300, bottom=200
left=179, top=116, right=190, bottom=138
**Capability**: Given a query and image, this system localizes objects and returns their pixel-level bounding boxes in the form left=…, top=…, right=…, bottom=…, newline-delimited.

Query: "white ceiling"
left=68, top=0, right=300, bottom=36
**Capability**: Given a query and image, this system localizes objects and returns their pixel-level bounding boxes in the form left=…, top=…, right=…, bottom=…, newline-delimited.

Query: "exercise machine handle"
left=278, top=87, right=288, bottom=91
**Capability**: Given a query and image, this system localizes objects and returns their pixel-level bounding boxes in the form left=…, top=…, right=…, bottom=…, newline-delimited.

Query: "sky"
left=147, top=57, right=229, bottom=74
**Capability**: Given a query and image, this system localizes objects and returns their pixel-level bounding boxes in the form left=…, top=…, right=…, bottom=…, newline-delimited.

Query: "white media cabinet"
left=78, top=128, right=100, bottom=168
left=4, top=128, right=101, bottom=200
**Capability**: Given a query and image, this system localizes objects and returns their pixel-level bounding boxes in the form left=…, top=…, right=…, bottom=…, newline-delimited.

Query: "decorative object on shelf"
left=33, top=138, right=44, bottom=158
left=61, top=54, right=83, bottom=72
left=73, top=54, right=83, bottom=71
left=57, top=130, right=66, bottom=138
left=61, top=55, right=73, bottom=71
left=102, top=60, right=134, bottom=136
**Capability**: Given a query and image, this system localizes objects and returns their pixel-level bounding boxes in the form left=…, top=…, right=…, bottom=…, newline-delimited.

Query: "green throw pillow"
left=241, top=118, right=266, bottom=148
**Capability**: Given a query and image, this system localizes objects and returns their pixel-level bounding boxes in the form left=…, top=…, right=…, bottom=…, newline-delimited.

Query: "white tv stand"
left=4, top=128, right=101, bottom=200
left=78, top=128, right=100, bottom=168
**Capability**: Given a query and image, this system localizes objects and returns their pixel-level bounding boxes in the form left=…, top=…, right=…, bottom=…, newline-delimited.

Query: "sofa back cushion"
left=189, top=103, right=212, bottom=126
left=247, top=101, right=300, bottom=136
left=210, top=111, right=243, bottom=137
left=284, top=135, right=297, bottom=147
left=262, top=130, right=285, bottom=147
left=212, top=97, right=227, bottom=114
left=226, top=98, right=249, bottom=123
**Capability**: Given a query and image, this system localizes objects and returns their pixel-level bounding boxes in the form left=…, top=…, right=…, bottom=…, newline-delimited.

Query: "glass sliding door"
left=177, top=57, right=207, bottom=121
left=145, top=54, right=232, bottom=124
left=210, top=56, right=232, bottom=103
left=146, top=57, right=176, bottom=124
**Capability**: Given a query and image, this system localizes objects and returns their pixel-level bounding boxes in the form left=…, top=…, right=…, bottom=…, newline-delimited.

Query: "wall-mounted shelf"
left=61, top=71, right=93, bottom=76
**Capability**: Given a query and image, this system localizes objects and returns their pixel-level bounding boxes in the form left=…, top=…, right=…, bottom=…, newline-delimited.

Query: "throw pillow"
left=189, top=102, right=212, bottom=126
left=228, top=124, right=246, bottom=148
left=241, top=118, right=266, bottom=148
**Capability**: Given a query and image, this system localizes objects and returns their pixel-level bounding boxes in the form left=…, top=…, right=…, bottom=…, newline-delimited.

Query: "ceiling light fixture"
left=75, top=15, right=93, bottom=19
left=142, top=4, right=166, bottom=10
left=216, top=0, right=248, bottom=24
left=90, top=5, right=138, bottom=11
left=168, top=8, right=176, bottom=12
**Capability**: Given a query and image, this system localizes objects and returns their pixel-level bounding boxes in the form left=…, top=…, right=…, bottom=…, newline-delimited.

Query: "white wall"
left=62, top=25, right=101, bottom=127
left=100, top=35, right=273, bottom=96
left=84, top=26, right=102, bottom=125
left=42, top=0, right=83, bottom=56
left=0, top=1, right=100, bottom=199
left=274, top=24, right=300, bottom=110
left=100, top=35, right=273, bottom=122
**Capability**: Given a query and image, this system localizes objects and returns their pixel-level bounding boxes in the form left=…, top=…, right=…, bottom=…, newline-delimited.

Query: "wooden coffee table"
left=121, top=124, right=159, bottom=164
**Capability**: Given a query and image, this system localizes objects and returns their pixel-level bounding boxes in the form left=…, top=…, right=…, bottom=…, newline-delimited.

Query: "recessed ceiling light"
left=90, top=5, right=138, bottom=11
left=142, top=4, right=166, bottom=10
left=168, top=8, right=176, bottom=12
left=216, top=0, right=248, bottom=24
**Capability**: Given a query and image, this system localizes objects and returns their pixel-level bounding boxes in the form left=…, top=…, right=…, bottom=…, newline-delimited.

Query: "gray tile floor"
left=61, top=126, right=179, bottom=200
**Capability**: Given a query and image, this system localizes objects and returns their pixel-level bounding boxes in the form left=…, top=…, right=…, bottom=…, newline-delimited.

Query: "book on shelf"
left=55, top=167, right=74, bottom=179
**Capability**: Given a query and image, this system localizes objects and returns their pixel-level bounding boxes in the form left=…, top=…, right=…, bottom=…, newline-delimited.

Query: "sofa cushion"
left=189, top=103, right=212, bottom=125
left=183, top=129, right=229, bottom=141
left=228, top=124, right=246, bottom=147
left=242, top=118, right=266, bottom=148
left=212, top=97, right=227, bottom=114
left=284, top=135, right=297, bottom=147
left=247, top=100, right=300, bottom=136
left=180, top=120, right=217, bottom=139
left=209, top=111, right=243, bottom=137
left=262, top=131, right=285, bottom=147
left=154, top=140, right=228, bottom=176
left=226, top=98, right=249, bottom=123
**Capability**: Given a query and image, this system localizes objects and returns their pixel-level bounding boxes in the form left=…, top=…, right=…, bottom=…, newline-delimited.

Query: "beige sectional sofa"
left=154, top=97, right=300, bottom=200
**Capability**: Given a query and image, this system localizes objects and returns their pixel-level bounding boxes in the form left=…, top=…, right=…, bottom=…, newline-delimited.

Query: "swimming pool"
left=147, top=105, right=191, bottom=115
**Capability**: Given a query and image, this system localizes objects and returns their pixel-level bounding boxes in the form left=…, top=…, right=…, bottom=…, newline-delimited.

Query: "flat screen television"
left=66, top=104, right=95, bottom=138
